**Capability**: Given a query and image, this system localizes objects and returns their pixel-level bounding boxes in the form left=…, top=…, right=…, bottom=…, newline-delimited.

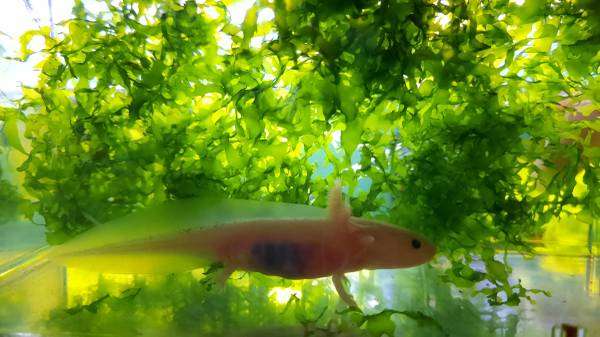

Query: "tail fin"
left=0, top=246, right=52, bottom=288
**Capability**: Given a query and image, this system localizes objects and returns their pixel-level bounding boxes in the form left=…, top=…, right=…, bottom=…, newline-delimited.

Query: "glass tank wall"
left=0, top=221, right=598, bottom=337
left=1, top=0, right=599, bottom=337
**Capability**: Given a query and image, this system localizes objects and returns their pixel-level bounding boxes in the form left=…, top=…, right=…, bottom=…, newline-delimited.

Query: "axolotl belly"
left=215, top=220, right=349, bottom=279
left=2, top=185, right=436, bottom=307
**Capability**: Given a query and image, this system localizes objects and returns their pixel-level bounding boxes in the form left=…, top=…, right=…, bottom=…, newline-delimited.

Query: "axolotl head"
left=348, top=217, right=436, bottom=270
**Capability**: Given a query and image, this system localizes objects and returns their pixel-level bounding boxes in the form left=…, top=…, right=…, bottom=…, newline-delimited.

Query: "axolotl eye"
left=411, top=239, right=422, bottom=249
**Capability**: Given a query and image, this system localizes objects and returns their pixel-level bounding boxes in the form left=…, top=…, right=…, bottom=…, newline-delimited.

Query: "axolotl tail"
left=47, top=229, right=219, bottom=275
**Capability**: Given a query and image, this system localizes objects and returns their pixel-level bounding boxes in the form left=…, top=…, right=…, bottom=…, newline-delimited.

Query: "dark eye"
left=411, top=239, right=421, bottom=249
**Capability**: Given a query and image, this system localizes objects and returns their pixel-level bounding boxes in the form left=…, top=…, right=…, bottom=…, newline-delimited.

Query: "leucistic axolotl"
left=0, top=185, right=436, bottom=307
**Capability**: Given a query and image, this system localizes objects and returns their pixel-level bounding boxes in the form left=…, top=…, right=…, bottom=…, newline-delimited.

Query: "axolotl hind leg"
left=332, top=273, right=358, bottom=308
left=214, top=264, right=235, bottom=288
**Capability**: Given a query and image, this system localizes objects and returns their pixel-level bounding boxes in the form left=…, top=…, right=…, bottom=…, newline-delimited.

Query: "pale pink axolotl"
left=0, top=185, right=436, bottom=307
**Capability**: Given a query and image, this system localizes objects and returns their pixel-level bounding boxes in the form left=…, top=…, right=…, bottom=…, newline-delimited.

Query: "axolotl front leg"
left=328, top=184, right=369, bottom=308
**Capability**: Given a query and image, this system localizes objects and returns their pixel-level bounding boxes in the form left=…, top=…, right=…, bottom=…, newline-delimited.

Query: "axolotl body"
left=0, top=185, right=436, bottom=307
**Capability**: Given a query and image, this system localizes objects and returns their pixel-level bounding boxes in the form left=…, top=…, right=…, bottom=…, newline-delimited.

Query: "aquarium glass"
left=0, top=0, right=598, bottom=336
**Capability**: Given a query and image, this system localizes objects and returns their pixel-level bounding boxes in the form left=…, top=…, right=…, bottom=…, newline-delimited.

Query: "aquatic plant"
left=0, top=0, right=598, bottom=317
left=0, top=140, right=22, bottom=225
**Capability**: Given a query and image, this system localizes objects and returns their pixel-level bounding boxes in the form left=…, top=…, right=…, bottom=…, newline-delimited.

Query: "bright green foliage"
left=2, top=0, right=599, bottom=310
left=0, top=173, right=21, bottom=225
left=0, top=118, right=23, bottom=225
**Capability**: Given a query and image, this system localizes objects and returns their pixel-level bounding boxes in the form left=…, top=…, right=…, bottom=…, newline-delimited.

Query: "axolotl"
left=0, top=185, right=436, bottom=307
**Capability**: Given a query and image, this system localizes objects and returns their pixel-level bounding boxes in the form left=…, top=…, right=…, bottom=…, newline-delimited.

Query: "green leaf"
left=68, top=21, right=91, bottom=49
left=364, top=311, right=396, bottom=337
left=222, top=24, right=240, bottom=36
left=419, top=80, right=435, bottom=97
left=242, top=5, right=258, bottom=49
left=572, top=169, right=588, bottom=199
left=3, top=118, right=26, bottom=154
left=486, top=260, right=508, bottom=282
left=342, top=121, right=362, bottom=157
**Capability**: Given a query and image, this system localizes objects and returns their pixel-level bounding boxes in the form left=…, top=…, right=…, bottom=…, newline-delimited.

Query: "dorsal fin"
left=328, top=181, right=351, bottom=230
